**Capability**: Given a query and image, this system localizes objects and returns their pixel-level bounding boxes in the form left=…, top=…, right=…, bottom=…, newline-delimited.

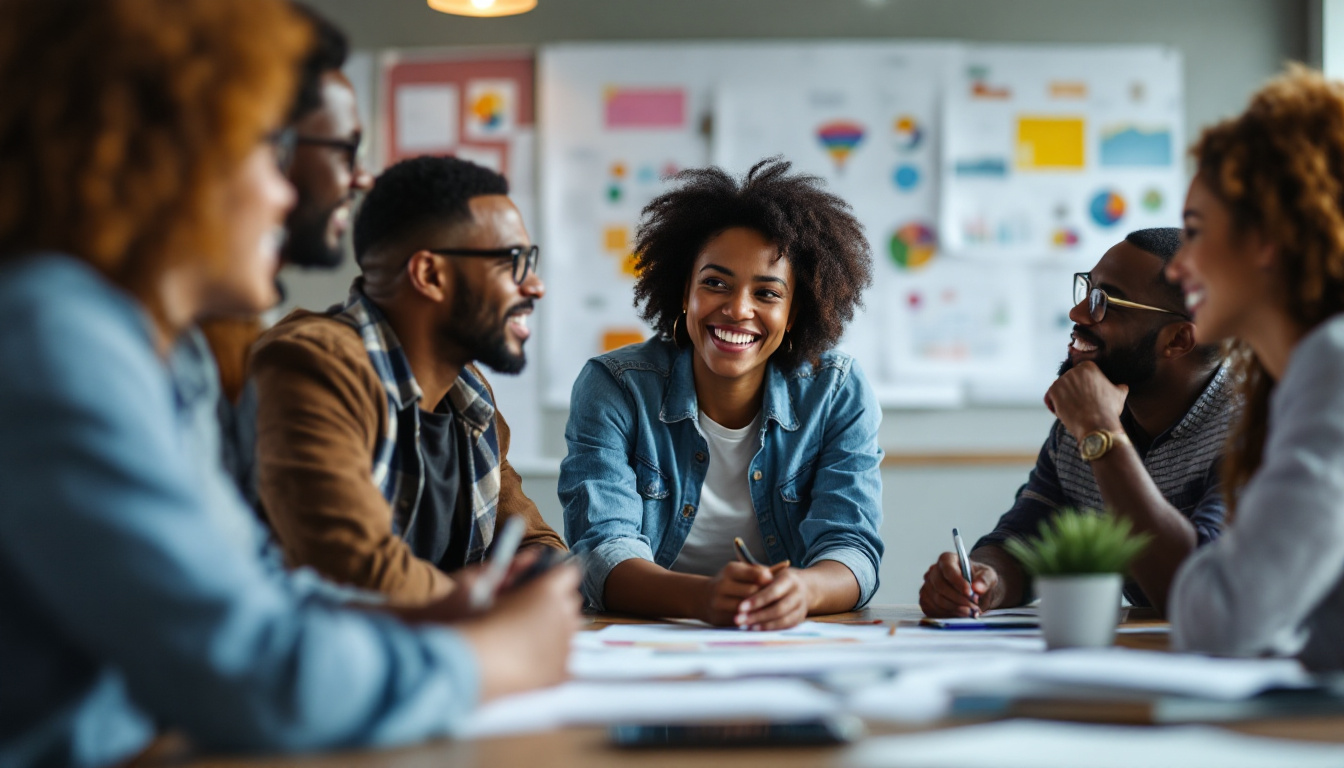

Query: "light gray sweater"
left=1171, top=314, right=1344, bottom=670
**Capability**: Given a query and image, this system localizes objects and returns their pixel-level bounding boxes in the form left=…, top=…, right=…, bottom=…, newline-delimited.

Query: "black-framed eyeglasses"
left=428, top=245, right=540, bottom=285
left=266, top=127, right=298, bottom=173
left=295, top=133, right=363, bottom=173
left=1073, top=272, right=1187, bottom=323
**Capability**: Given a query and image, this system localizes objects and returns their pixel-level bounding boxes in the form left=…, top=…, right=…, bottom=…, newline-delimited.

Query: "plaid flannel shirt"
left=335, top=286, right=500, bottom=564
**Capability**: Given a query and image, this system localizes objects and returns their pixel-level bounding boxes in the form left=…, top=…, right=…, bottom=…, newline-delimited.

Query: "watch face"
left=1081, top=433, right=1106, bottom=459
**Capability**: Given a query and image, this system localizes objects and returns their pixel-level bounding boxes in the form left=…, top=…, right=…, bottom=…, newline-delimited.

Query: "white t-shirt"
left=671, top=410, right=768, bottom=576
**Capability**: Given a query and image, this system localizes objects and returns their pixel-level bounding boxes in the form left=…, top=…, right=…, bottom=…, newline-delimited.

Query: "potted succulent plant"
left=1004, top=509, right=1151, bottom=650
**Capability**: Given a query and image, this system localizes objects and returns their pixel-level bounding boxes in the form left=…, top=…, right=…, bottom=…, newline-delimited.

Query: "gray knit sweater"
left=1171, top=313, right=1344, bottom=671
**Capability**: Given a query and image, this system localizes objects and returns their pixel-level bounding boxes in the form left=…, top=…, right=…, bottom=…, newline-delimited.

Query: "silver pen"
left=952, top=528, right=978, bottom=616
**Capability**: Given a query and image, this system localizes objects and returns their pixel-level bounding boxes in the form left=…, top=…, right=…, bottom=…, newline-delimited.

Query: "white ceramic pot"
left=1036, top=573, right=1123, bottom=650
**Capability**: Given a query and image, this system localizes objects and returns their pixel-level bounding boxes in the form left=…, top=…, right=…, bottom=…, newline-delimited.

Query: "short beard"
left=438, top=275, right=529, bottom=375
left=1058, top=326, right=1161, bottom=387
left=282, top=201, right=345, bottom=269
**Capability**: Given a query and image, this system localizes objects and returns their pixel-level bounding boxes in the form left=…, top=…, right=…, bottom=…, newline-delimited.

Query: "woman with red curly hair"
left=0, top=2, right=577, bottom=765
left=1167, top=66, right=1344, bottom=670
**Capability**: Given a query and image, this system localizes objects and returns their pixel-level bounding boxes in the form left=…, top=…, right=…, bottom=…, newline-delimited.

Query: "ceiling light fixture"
left=427, top=0, right=537, bottom=17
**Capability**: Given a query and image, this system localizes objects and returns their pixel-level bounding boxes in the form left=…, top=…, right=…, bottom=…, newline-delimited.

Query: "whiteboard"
left=531, top=42, right=1182, bottom=407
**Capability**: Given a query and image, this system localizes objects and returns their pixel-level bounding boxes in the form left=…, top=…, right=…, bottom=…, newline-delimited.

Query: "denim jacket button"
left=766, top=535, right=777, bottom=546
left=695, top=452, right=706, bottom=462
left=752, top=470, right=763, bottom=481
left=681, top=504, right=694, bottom=518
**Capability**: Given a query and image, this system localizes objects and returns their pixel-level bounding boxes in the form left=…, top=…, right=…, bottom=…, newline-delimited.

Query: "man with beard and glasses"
left=202, top=4, right=372, bottom=489
left=920, top=228, right=1234, bottom=617
left=246, top=156, right=564, bottom=602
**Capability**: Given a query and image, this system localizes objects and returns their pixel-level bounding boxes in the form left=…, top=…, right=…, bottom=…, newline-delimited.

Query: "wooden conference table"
left=156, top=606, right=1344, bottom=768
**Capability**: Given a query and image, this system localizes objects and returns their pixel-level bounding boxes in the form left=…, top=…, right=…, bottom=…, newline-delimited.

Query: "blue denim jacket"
left=0, top=255, right=479, bottom=767
left=560, top=338, right=884, bottom=610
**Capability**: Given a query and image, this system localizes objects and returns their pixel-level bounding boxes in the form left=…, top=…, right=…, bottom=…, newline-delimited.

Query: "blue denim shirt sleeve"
left=796, top=360, right=885, bottom=608
left=0, top=259, right=480, bottom=756
left=559, top=360, right=655, bottom=609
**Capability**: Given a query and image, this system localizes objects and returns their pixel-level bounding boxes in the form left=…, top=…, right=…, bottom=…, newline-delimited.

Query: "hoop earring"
left=671, top=312, right=685, bottom=348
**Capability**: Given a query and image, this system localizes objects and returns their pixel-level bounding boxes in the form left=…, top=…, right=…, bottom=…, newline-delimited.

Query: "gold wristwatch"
left=1078, top=429, right=1130, bottom=462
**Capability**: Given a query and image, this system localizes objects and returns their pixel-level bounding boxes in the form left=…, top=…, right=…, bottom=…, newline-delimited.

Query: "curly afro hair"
left=632, top=157, right=872, bottom=370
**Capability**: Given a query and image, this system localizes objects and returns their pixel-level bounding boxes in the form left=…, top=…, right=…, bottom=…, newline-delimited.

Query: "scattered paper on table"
left=1013, top=648, right=1312, bottom=700
left=847, top=720, right=1344, bottom=768
left=460, top=679, right=839, bottom=739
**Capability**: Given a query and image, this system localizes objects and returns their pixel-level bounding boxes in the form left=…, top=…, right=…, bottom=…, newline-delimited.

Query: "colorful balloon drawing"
left=1089, top=190, right=1126, bottom=227
left=889, top=222, right=937, bottom=271
left=816, top=121, right=865, bottom=170
left=893, top=115, right=922, bottom=151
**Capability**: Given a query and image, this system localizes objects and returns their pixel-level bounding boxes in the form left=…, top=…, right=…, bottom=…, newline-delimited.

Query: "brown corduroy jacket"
left=249, top=310, right=564, bottom=604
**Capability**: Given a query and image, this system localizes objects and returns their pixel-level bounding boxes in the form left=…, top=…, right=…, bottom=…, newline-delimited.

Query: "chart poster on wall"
left=939, top=46, right=1184, bottom=267
left=381, top=51, right=535, bottom=189
left=539, top=44, right=742, bottom=406
left=711, top=46, right=959, bottom=402
left=542, top=43, right=961, bottom=406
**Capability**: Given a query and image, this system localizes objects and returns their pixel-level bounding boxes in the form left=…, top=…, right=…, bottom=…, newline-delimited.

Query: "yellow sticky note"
left=601, top=329, right=645, bottom=352
left=1016, top=116, right=1085, bottom=170
left=603, top=225, right=630, bottom=254
left=621, top=252, right=640, bottom=277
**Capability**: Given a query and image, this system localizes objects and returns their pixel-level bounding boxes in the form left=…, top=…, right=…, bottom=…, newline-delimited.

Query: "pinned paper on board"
left=1015, top=116, right=1086, bottom=170
left=1099, top=123, right=1173, bottom=167
left=604, top=87, right=687, bottom=129
left=394, top=83, right=458, bottom=152
left=465, top=79, right=518, bottom=139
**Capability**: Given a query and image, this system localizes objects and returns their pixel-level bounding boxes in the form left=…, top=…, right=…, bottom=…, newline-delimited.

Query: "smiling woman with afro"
left=560, top=157, right=885, bottom=632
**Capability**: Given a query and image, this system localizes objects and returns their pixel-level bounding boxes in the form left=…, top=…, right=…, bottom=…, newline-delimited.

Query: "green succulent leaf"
left=1002, top=508, right=1152, bottom=576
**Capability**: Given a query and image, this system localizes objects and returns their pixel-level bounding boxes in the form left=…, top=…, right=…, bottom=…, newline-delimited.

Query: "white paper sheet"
left=1014, top=648, right=1313, bottom=700
left=847, top=654, right=1031, bottom=722
left=394, top=83, right=458, bottom=151
left=847, top=720, right=1344, bottom=768
left=575, top=620, right=893, bottom=652
left=460, top=679, right=839, bottom=739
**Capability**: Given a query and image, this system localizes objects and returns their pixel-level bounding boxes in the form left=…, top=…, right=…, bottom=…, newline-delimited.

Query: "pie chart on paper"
left=1089, top=190, right=1127, bottom=227
left=890, top=222, right=937, bottom=271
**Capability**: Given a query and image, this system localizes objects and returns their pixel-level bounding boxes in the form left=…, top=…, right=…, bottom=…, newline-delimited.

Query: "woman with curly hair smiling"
left=561, top=158, right=883, bottom=630
left=1166, top=66, right=1344, bottom=670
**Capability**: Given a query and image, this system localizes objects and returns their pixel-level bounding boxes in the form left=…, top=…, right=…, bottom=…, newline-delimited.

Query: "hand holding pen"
left=700, top=536, right=790, bottom=628
left=731, top=536, right=810, bottom=632
left=918, top=529, right=1004, bottom=618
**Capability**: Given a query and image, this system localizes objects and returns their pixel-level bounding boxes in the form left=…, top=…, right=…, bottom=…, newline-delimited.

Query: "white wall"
left=288, top=0, right=1307, bottom=604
